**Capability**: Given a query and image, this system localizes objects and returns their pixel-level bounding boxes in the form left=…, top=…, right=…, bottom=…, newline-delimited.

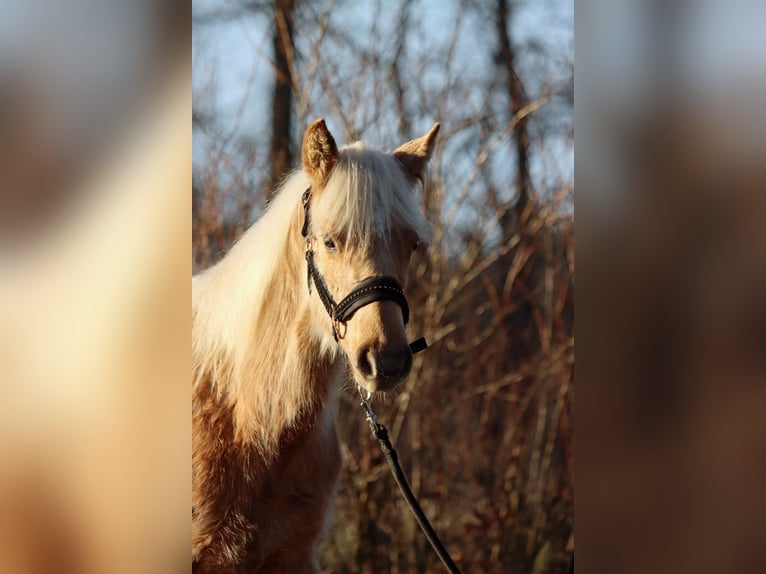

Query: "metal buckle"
left=359, top=390, right=378, bottom=433
left=331, top=307, right=347, bottom=340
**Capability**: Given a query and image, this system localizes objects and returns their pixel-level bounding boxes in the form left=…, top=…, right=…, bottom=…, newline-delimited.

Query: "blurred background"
left=193, top=0, right=574, bottom=572
left=578, top=1, right=766, bottom=573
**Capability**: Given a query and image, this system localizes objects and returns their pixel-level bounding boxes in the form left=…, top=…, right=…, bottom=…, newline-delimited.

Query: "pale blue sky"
left=193, top=0, right=574, bottom=232
left=193, top=0, right=572, bottom=147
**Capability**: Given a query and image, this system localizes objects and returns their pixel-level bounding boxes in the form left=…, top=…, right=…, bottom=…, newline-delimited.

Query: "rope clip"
left=359, top=390, right=378, bottom=434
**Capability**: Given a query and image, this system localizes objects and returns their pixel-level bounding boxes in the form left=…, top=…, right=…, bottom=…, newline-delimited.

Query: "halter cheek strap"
left=301, top=187, right=427, bottom=354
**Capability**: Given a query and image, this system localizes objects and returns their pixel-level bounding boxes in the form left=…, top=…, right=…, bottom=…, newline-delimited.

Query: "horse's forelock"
left=312, top=145, right=431, bottom=246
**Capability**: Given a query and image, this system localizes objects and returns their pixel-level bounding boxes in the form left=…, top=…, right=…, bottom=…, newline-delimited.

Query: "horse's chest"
left=246, top=419, right=342, bottom=566
left=267, top=428, right=339, bottom=521
left=193, top=387, right=343, bottom=571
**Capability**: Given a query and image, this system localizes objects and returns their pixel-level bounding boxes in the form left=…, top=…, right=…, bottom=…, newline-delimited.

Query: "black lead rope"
left=361, top=398, right=463, bottom=574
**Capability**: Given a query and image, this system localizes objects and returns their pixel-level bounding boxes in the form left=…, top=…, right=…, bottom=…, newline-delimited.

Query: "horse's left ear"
left=393, top=123, right=440, bottom=185
left=302, top=118, right=339, bottom=191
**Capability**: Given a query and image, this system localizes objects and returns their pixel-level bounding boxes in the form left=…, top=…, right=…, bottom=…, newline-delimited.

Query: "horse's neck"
left=231, top=219, right=338, bottom=449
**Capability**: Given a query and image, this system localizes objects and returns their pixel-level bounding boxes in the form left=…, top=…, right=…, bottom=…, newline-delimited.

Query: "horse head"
left=300, top=119, right=439, bottom=393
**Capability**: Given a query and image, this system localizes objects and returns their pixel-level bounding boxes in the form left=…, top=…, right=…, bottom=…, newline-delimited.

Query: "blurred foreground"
left=0, top=2, right=189, bottom=572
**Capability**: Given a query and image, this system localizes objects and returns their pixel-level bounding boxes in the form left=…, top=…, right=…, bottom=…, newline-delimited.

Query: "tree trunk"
left=495, top=0, right=531, bottom=232
left=269, top=0, right=295, bottom=200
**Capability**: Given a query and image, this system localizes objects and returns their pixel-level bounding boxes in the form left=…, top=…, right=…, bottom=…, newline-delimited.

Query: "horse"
left=192, top=118, right=440, bottom=573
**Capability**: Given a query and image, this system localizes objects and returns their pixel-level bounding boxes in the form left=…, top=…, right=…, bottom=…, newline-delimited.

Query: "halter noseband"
left=301, top=188, right=427, bottom=354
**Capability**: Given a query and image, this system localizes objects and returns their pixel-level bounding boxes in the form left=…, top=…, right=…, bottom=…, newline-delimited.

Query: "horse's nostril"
left=377, top=348, right=413, bottom=379
left=356, top=348, right=375, bottom=379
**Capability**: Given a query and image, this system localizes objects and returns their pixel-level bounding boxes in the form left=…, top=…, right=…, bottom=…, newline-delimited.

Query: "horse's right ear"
left=302, top=119, right=339, bottom=190
left=393, top=123, right=440, bottom=185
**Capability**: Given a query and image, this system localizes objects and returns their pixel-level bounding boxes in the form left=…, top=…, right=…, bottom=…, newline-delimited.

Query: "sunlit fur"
left=192, top=139, right=431, bottom=572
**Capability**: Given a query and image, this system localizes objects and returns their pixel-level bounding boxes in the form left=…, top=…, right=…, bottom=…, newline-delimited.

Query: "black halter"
left=301, top=188, right=427, bottom=354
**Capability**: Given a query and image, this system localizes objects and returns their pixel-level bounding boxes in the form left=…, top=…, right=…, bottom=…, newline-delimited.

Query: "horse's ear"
left=302, top=118, right=339, bottom=190
left=393, top=123, right=440, bottom=185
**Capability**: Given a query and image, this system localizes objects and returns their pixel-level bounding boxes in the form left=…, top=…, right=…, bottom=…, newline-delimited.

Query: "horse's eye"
left=412, top=240, right=420, bottom=252
left=323, top=236, right=337, bottom=252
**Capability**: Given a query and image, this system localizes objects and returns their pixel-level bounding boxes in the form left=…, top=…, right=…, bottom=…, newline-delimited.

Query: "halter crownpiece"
left=301, top=187, right=428, bottom=354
